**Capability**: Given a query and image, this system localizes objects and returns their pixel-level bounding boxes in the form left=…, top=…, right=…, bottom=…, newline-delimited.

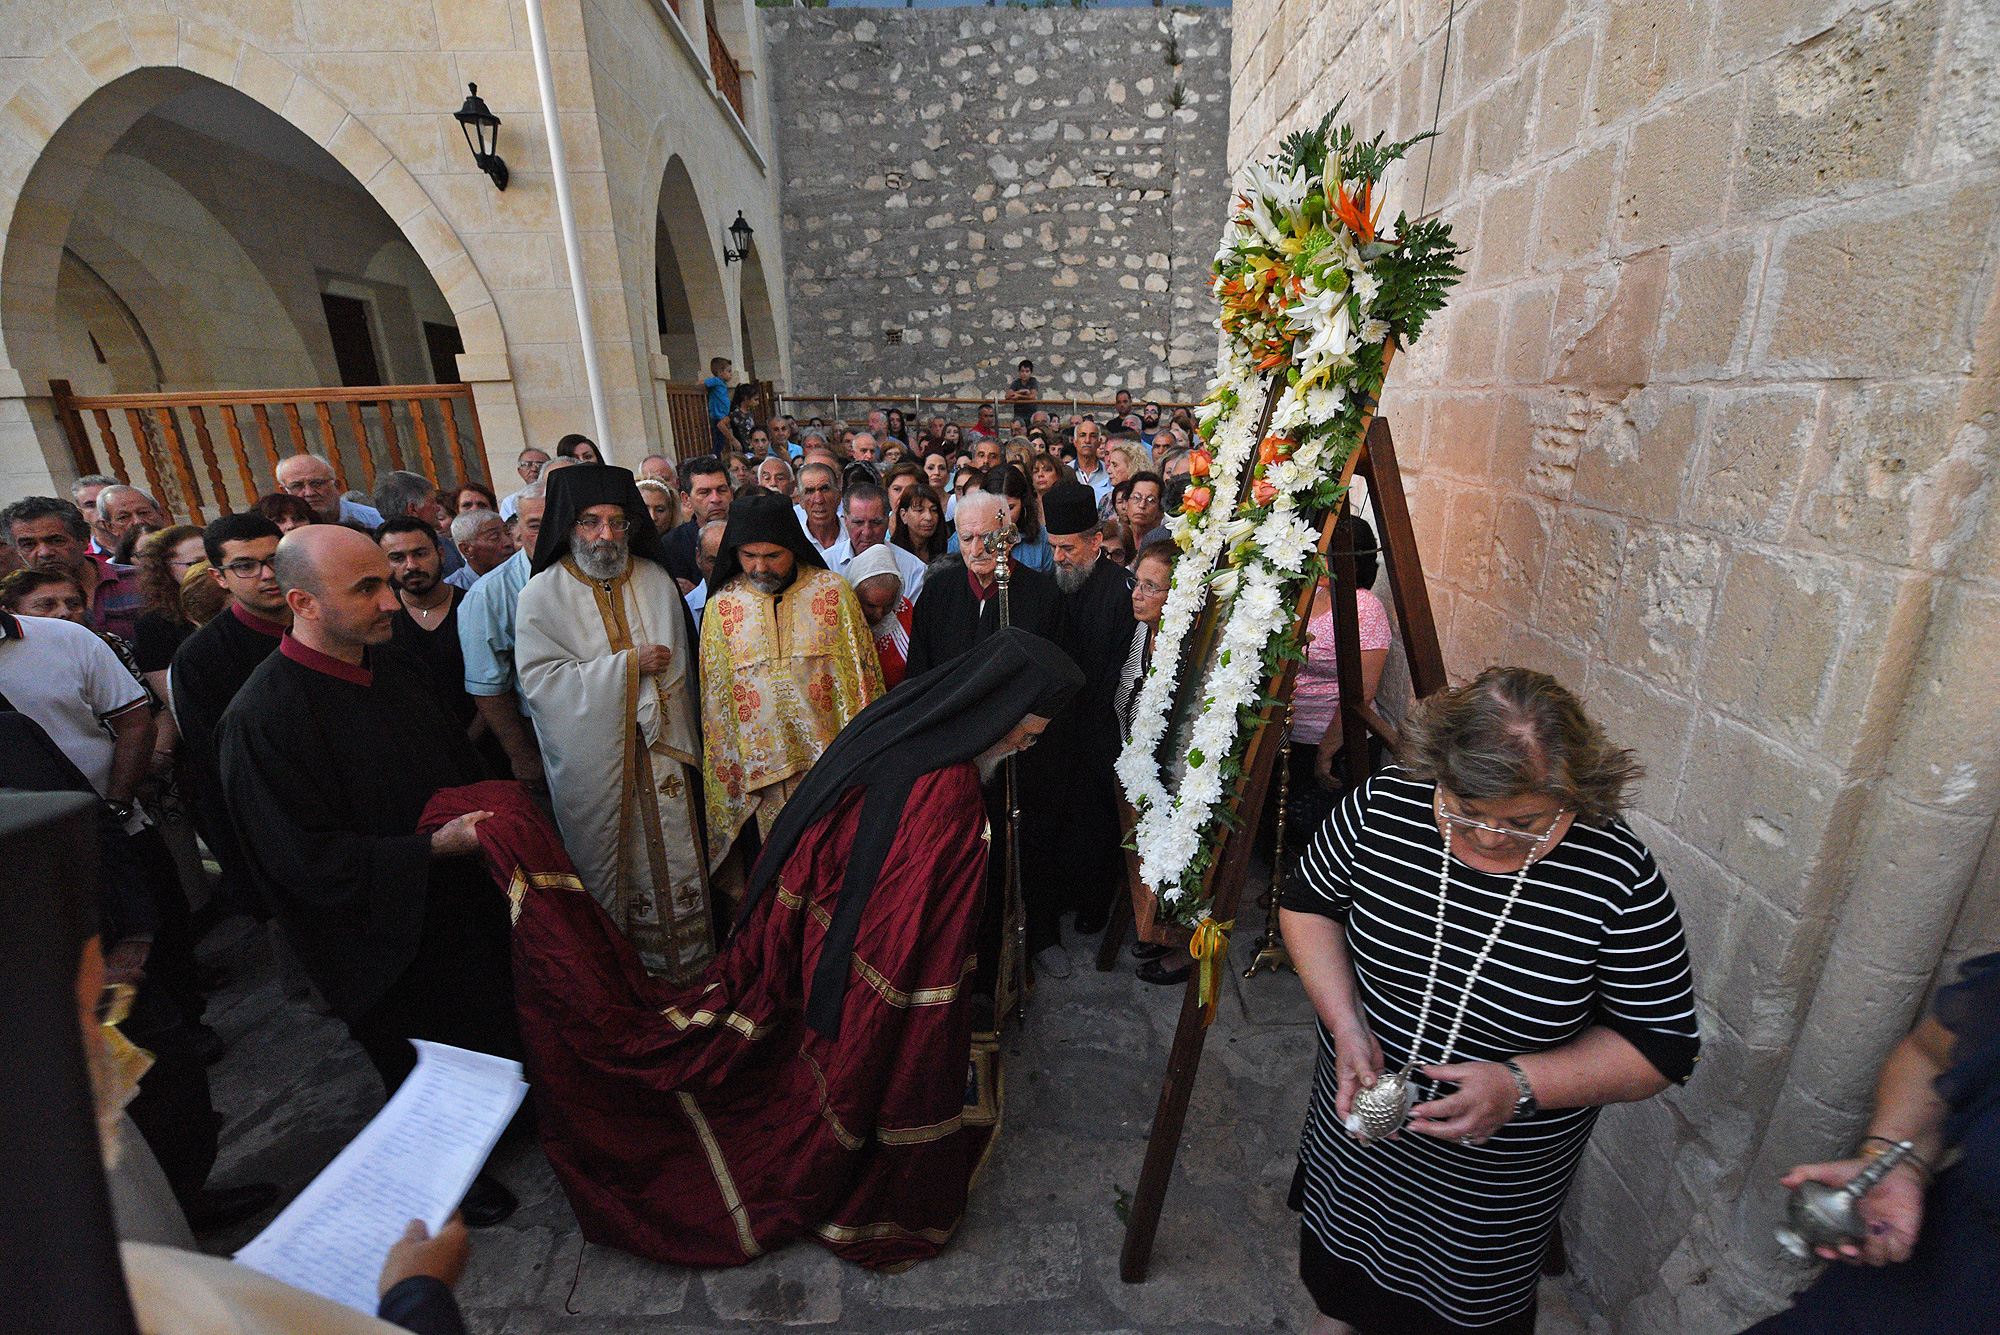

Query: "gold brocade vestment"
left=698, top=565, right=884, bottom=861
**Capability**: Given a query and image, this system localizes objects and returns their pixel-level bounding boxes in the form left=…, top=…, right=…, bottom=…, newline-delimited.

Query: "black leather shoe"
left=459, top=1172, right=518, bottom=1227
left=185, top=1182, right=279, bottom=1234
left=1136, top=957, right=1193, bottom=987
left=1130, top=940, right=1171, bottom=962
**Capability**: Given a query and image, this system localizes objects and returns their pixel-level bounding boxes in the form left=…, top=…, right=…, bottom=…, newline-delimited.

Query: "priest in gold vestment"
left=516, top=464, right=715, bottom=980
left=699, top=492, right=883, bottom=865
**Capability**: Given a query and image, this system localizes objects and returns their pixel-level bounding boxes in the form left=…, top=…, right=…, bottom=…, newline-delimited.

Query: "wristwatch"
left=1502, top=1059, right=1538, bottom=1120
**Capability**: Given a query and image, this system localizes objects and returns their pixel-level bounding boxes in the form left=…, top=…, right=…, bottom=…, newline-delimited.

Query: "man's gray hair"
left=94, top=483, right=152, bottom=512
left=372, top=470, right=434, bottom=519
left=518, top=446, right=549, bottom=463
left=758, top=456, right=795, bottom=481
left=516, top=481, right=548, bottom=503
left=451, top=508, right=501, bottom=544
left=799, top=461, right=839, bottom=489
left=953, top=489, right=1006, bottom=532
left=0, top=496, right=91, bottom=544
left=698, top=518, right=727, bottom=547
left=798, top=429, right=828, bottom=449
left=70, top=474, right=116, bottom=499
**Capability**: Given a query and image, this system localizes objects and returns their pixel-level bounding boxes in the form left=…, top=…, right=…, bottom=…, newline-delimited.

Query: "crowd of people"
left=4, top=371, right=1990, bottom=1335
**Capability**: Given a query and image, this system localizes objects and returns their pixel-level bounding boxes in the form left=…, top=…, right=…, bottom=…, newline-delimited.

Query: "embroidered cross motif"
left=659, top=771, right=684, bottom=798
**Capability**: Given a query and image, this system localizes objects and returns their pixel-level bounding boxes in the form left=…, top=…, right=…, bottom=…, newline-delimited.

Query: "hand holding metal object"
left=1774, top=1140, right=1916, bottom=1260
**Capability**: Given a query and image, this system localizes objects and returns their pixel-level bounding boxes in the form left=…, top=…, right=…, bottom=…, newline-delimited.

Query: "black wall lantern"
left=454, top=83, right=509, bottom=191
left=723, top=212, right=754, bottom=265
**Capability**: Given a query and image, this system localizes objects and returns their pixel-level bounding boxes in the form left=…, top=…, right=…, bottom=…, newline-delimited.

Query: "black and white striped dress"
left=1281, top=770, right=1700, bottom=1330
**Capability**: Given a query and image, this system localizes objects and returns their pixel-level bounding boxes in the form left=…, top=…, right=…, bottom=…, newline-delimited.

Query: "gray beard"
left=1052, top=560, right=1091, bottom=594
left=573, top=538, right=629, bottom=581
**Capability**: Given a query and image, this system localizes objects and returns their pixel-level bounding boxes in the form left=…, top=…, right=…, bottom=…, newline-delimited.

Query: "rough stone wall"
left=1231, top=1, right=1997, bottom=1331
left=763, top=8, right=1231, bottom=407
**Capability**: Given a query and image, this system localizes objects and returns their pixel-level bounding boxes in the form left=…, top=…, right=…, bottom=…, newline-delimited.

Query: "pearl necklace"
left=1346, top=808, right=1553, bottom=1141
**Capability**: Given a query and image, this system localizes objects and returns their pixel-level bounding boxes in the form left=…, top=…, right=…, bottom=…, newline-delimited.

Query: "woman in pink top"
left=1274, top=516, right=1393, bottom=850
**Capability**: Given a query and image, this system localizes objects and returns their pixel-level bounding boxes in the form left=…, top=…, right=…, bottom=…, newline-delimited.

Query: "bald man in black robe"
left=217, top=525, right=519, bottom=1224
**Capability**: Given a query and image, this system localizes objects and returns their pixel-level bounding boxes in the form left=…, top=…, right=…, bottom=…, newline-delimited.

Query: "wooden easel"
left=1101, top=409, right=1446, bottom=1283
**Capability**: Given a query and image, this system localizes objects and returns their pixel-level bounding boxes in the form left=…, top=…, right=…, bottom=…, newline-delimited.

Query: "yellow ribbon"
left=1189, top=918, right=1234, bottom=1028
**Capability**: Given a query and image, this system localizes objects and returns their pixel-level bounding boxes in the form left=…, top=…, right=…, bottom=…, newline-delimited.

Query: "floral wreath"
left=1116, top=105, right=1462, bottom=924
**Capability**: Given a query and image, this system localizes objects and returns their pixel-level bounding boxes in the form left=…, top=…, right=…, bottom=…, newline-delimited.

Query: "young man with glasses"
left=168, top=512, right=289, bottom=915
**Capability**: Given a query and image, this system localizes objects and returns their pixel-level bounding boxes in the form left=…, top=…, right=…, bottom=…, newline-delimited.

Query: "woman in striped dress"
left=1279, top=667, right=1700, bottom=1334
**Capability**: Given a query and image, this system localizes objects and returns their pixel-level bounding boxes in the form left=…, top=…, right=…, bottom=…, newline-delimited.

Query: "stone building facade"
left=1231, top=0, right=1997, bottom=1330
left=763, top=8, right=1230, bottom=409
left=0, top=0, right=789, bottom=502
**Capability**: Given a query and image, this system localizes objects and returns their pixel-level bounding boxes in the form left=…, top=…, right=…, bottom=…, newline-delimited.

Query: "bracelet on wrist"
left=1861, top=1135, right=1932, bottom=1181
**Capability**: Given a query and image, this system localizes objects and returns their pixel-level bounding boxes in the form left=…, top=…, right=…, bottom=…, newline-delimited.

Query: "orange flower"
left=1183, top=485, right=1213, bottom=515
left=1332, top=176, right=1383, bottom=245
left=1189, top=449, right=1212, bottom=478
left=1252, top=479, right=1279, bottom=507
left=1258, top=435, right=1294, bottom=465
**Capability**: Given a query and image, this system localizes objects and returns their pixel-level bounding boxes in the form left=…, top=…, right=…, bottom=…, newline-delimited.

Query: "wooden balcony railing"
left=49, top=380, right=489, bottom=526
left=658, top=381, right=714, bottom=461
left=708, top=11, right=745, bottom=124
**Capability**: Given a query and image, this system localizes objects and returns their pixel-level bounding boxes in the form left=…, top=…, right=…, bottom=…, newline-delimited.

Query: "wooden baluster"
left=251, top=403, right=281, bottom=475
left=375, top=400, right=402, bottom=474
left=188, top=406, right=231, bottom=515
left=49, top=380, right=99, bottom=475
left=92, top=409, right=130, bottom=485
left=313, top=401, right=343, bottom=490
left=123, top=408, right=171, bottom=513
left=343, top=401, right=376, bottom=485
left=407, top=396, right=438, bottom=486
left=219, top=405, right=257, bottom=502
left=438, top=393, right=472, bottom=485
left=154, top=407, right=206, bottom=526
left=342, top=399, right=376, bottom=486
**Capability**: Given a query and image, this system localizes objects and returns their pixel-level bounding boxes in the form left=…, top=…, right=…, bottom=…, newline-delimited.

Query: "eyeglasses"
left=283, top=477, right=335, bottom=493
left=574, top=515, right=629, bottom=534
left=1134, top=578, right=1170, bottom=597
left=1435, top=794, right=1566, bottom=844
left=222, top=556, right=278, bottom=578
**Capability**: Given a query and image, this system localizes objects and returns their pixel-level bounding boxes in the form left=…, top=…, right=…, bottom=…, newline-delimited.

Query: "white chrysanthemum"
left=1360, top=317, right=1389, bottom=345
left=1269, top=392, right=1310, bottom=433
left=1352, top=268, right=1381, bottom=308
left=1257, top=512, right=1318, bottom=572
left=1304, top=383, right=1347, bottom=420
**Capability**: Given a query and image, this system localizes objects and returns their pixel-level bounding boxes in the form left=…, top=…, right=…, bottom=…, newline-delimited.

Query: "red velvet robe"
left=431, top=767, right=995, bottom=1269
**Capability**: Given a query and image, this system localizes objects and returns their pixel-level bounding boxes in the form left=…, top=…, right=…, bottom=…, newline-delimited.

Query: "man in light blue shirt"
left=1071, top=418, right=1112, bottom=507
left=276, top=453, right=384, bottom=527
left=458, top=473, right=562, bottom=789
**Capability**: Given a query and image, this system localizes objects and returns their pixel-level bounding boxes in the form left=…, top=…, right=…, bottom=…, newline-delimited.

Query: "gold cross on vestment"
left=659, top=771, right=684, bottom=798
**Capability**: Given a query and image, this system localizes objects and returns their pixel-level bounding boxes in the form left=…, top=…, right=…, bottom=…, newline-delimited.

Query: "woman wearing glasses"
left=1279, top=667, right=1700, bottom=1335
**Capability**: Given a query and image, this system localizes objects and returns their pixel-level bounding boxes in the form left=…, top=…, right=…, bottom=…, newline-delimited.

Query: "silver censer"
left=1774, top=1139, right=1916, bottom=1260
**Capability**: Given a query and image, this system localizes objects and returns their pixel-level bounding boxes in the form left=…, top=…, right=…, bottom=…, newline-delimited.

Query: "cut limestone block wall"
left=763, top=8, right=1231, bottom=408
left=1230, top=0, right=1997, bottom=1330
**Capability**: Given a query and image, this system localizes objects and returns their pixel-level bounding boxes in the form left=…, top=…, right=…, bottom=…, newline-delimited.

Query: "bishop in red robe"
left=452, top=628, right=1081, bottom=1269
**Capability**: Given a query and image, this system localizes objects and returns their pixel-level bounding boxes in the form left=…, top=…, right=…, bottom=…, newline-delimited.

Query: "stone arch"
left=0, top=18, right=507, bottom=388
left=653, top=154, right=735, bottom=380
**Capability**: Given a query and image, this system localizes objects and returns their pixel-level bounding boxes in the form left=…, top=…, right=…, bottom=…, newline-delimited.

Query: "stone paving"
left=194, top=911, right=1590, bottom=1333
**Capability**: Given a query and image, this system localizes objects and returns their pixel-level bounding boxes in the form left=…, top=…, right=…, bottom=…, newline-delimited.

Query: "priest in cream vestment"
left=516, top=464, right=714, bottom=980
left=698, top=492, right=883, bottom=864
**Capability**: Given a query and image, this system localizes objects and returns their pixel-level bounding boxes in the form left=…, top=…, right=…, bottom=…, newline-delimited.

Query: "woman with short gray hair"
left=1279, top=666, right=1700, bottom=1335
